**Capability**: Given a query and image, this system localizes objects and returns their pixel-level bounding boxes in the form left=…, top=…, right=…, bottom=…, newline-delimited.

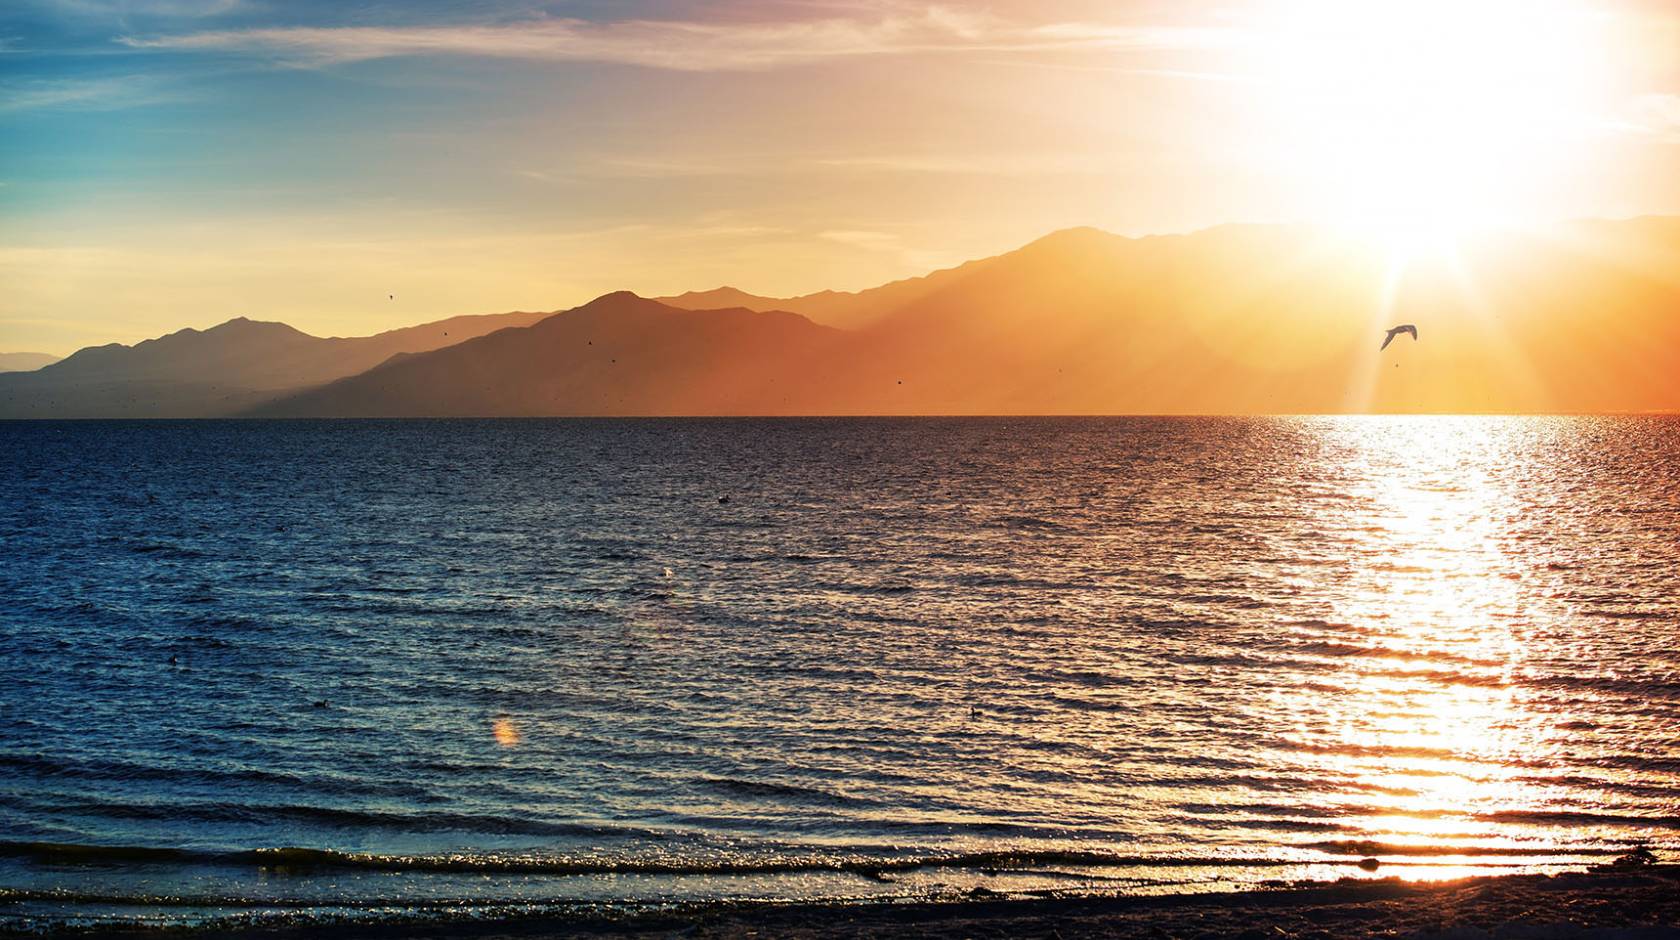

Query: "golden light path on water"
left=1271, top=418, right=1609, bottom=881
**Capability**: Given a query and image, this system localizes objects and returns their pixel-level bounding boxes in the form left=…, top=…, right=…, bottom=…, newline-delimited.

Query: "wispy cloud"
left=811, top=226, right=957, bottom=272
left=1622, top=93, right=1680, bottom=142
left=813, top=152, right=1113, bottom=176
left=512, top=158, right=753, bottom=185
left=0, top=76, right=184, bottom=112
left=584, top=157, right=747, bottom=179
left=117, top=8, right=1237, bottom=71
left=37, top=0, right=248, bottom=17
left=816, top=229, right=901, bottom=250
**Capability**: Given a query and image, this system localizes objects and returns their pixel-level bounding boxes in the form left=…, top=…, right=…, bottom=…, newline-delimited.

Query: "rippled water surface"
left=2, top=417, right=1677, bottom=929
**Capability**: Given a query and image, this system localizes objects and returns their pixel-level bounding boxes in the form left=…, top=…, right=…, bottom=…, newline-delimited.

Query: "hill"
left=251, top=293, right=844, bottom=417
left=0, top=309, right=553, bottom=418
left=653, top=254, right=997, bottom=331
left=849, top=220, right=1680, bottom=413
left=651, top=219, right=1680, bottom=414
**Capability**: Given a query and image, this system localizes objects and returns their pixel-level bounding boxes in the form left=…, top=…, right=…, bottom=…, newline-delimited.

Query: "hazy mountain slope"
left=818, top=220, right=1680, bottom=414
left=330, top=310, right=558, bottom=361
left=0, top=309, right=553, bottom=418
left=654, top=254, right=1001, bottom=330
left=251, top=293, right=846, bottom=417
left=654, top=287, right=778, bottom=311
left=15, top=218, right=1680, bottom=418
left=0, top=352, right=61, bottom=373
left=261, top=218, right=1680, bottom=417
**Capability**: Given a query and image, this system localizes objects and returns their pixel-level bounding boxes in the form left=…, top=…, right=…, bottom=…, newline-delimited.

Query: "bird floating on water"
left=1380, top=324, right=1418, bottom=351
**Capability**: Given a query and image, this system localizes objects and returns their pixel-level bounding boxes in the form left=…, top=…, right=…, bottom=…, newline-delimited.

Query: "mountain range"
left=254, top=294, right=843, bottom=417
left=7, top=219, right=1680, bottom=417
left=0, top=310, right=552, bottom=418
left=652, top=255, right=982, bottom=331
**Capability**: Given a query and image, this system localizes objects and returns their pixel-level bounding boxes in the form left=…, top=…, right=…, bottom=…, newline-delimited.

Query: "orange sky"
left=3, top=0, right=1679, bottom=355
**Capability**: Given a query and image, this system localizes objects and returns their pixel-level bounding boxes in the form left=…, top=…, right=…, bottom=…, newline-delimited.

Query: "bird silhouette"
left=1380, top=324, right=1418, bottom=351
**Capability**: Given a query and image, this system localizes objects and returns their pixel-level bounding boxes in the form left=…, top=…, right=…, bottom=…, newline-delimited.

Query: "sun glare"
left=1248, top=0, right=1615, bottom=256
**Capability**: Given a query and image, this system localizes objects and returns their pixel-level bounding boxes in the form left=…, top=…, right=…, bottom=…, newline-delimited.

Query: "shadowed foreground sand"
left=136, top=867, right=1680, bottom=940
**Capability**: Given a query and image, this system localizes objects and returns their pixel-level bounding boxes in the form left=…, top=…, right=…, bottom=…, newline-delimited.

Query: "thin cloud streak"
left=117, top=9, right=1239, bottom=71
left=41, top=0, right=248, bottom=15
left=1624, top=93, right=1680, bottom=141
left=0, top=76, right=184, bottom=111
left=813, top=153, right=1116, bottom=176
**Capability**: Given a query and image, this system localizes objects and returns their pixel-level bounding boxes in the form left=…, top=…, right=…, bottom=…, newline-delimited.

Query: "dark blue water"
left=2, top=418, right=1678, bottom=929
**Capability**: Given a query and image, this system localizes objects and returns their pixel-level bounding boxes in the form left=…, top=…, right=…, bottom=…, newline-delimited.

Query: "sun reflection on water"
left=1284, top=418, right=1586, bottom=871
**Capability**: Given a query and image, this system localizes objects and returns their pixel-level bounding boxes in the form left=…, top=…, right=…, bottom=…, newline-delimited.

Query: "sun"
left=1244, top=0, right=1615, bottom=256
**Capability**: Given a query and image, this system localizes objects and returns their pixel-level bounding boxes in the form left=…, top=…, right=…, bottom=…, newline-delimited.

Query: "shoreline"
left=44, top=866, right=1680, bottom=939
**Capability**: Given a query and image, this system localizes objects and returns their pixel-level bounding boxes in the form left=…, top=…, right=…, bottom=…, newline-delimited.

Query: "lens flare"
left=492, top=717, right=521, bottom=747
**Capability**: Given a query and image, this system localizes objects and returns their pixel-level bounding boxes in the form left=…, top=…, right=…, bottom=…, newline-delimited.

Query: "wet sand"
left=129, top=866, right=1680, bottom=939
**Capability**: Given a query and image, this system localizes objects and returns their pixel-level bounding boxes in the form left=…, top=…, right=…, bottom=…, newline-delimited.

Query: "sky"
left=3, top=0, right=1679, bottom=354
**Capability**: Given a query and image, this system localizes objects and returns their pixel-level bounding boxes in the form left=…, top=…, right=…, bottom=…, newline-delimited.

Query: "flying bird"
left=1380, top=324, right=1418, bottom=351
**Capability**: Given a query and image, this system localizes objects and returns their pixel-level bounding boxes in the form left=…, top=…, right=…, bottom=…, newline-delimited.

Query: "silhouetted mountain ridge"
left=653, top=245, right=1012, bottom=330
left=252, top=292, right=842, bottom=417
left=48, top=318, right=317, bottom=387
left=0, top=308, right=555, bottom=418
left=11, top=218, right=1680, bottom=417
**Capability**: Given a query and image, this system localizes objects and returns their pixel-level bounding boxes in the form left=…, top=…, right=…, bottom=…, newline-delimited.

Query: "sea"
left=1, top=417, right=1677, bottom=931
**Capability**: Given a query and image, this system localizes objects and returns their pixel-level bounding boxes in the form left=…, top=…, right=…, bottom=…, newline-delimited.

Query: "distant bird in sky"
left=1380, top=324, right=1418, bottom=351
left=388, top=294, right=394, bottom=300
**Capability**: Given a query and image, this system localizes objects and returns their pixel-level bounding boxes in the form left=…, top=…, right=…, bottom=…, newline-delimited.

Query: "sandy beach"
left=59, top=865, right=1671, bottom=939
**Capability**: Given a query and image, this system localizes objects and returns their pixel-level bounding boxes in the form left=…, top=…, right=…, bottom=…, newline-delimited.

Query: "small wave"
left=1508, top=774, right=1680, bottom=801
left=1305, top=839, right=1627, bottom=858
left=1013, top=667, right=1133, bottom=689
left=1580, top=753, right=1680, bottom=774
left=1161, top=651, right=1293, bottom=671
left=362, top=583, right=425, bottom=595
left=1586, top=609, right=1668, bottom=621
left=697, top=776, right=880, bottom=809
left=1529, top=673, right=1680, bottom=701
left=16, top=799, right=644, bottom=838
left=0, top=841, right=1389, bottom=878
left=1169, top=816, right=1351, bottom=834
left=0, top=753, right=435, bottom=799
left=1273, top=740, right=1464, bottom=763
left=987, top=514, right=1070, bottom=532
left=0, top=887, right=493, bottom=910
left=127, top=541, right=204, bottom=559
left=1285, top=640, right=1504, bottom=669
left=173, top=633, right=235, bottom=648
left=1354, top=666, right=1512, bottom=689
left=1474, top=809, right=1680, bottom=830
